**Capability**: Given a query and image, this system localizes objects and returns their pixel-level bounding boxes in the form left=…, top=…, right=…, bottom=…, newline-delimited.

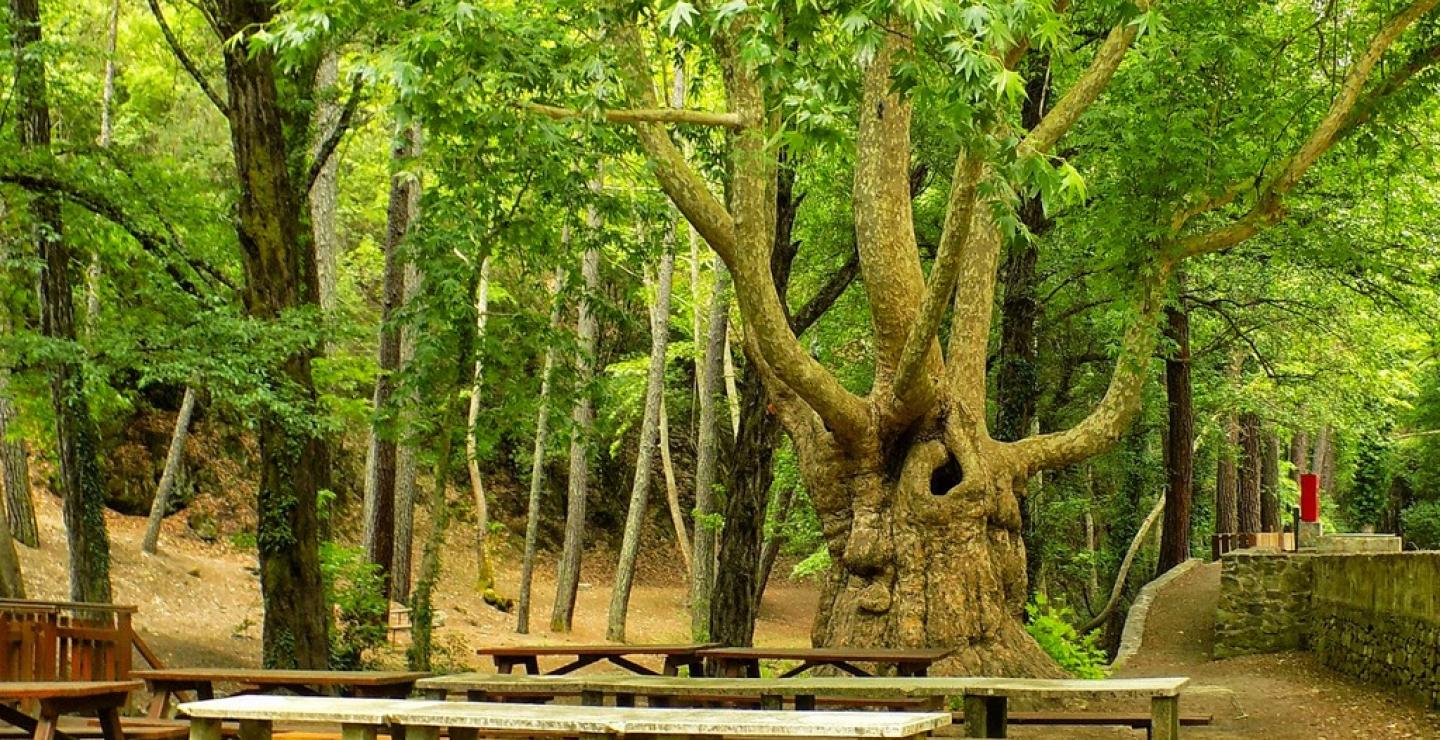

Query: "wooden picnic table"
left=179, top=693, right=951, bottom=739
left=473, top=644, right=712, bottom=676
left=697, top=647, right=953, bottom=677
left=132, top=669, right=429, bottom=719
left=0, top=681, right=141, bottom=740
left=429, top=674, right=1192, bottom=739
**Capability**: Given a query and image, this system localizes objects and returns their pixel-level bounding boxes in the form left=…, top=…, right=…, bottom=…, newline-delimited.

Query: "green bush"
left=1024, top=596, right=1109, bottom=679
left=320, top=542, right=389, bottom=670
left=788, top=546, right=832, bottom=581
left=1401, top=501, right=1440, bottom=550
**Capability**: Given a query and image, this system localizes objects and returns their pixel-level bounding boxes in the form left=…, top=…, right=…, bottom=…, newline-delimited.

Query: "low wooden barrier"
left=1211, top=532, right=1295, bottom=559
left=0, top=599, right=164, bottom=682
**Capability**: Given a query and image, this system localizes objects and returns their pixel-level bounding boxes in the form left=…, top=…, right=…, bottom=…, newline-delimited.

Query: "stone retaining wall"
left=1215, top=551, right=1440, bottom=708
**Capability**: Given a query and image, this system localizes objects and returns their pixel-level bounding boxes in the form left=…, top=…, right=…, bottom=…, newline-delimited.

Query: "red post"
left=1300, top=473, right=1320, bottom=522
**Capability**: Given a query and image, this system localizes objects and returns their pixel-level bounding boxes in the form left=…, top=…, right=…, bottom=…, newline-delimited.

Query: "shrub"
left=1024, top=595, right=1109, bottom=679
left=1401, top=500, right=1440, bottom=550
left=320, top=542, right=389, bottom=670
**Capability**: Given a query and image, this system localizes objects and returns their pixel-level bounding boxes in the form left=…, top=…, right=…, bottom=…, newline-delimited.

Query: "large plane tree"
left=522, top=0, right=1440, bottom=674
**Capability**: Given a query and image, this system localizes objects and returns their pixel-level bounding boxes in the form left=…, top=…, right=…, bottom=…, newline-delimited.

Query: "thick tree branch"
left=1019, top=0, right=1153, bottom=155
left=145, top=0, right=226, bottom=113
left=523, top=102, right=745, bottom=128
left=791, top=250, right=860, bottom=337
left=0, top=169, right=221, bottom=298
left=893, top=154, right=984, bottom=400
left=614, top=22, right=867, bottom=441
left=1171, top=0, right=1439, bottom=256
left=305, top=74, right=365, bottom=193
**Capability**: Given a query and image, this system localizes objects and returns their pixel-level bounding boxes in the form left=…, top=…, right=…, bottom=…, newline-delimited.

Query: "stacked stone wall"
left=1215, top=551, right=1440, bottom=709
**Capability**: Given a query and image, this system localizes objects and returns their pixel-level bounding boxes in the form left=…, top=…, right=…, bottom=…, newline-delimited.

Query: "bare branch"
left=145, top=0, right=226, bottom=113
left=306, top=73, right=365, bottom=193
left=523, top=102, right=745, bottom=128
left=1019, top=0, right=1153, bottom=155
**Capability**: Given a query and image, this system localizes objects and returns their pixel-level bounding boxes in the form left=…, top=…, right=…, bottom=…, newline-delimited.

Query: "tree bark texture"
left=688, top=267, right=729, bottom=640
left=550, top=216, right=601, bottom=633
left=87, top=0, right=120, bottom=334
left=1157, top=303, right=1193, bottom=574
left=0, top=370, right=37, bottom=549
left=392, top=264, right=421, bottom=602
left=1289, top=430, right=1309, bottom=488
left=657, top=396, right=691, bottom=575
left=755, top=483, right=796, bottom=604
left=1238, top=412, right=1262, bottom=535
left=141, top=386, right=197, bottom=554
left=13, top=0, right=113, bottom=604
left=607, top=250, right=676, bottom=642
left=213, top=0, right=328, bottom=668
left=364, top=120, right=421, bottom=597
left=1217, top=414, right=1239, bottom=534
left=516, top=266, right=564, bottom=634
left=1261, top=427, right=1281, bottom=533
left=309, top=51, right=341, bottom=315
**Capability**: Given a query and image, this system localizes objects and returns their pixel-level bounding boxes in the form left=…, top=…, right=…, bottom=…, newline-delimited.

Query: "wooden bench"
left=179, top=694, right=952, bottom=739
left=473, top=644, right=712, bottom=677
left=0, top=681, right=143, bottom=740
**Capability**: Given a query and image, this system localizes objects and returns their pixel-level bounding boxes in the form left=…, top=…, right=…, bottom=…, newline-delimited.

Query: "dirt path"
left=1113, top=561, right=1440, bottom=739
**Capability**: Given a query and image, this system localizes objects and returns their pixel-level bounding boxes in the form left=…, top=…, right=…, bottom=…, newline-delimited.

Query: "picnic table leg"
left=188, top=718, right=221, bottom=740
left=1150, top=696, right=1181, bottom=740
left=962, top=696, right=1007, bottom=738
left=615, top=693, right=637, bottom=708
left=32, top=706, right=57, bottom=740
left=445, top=729, right=476, bottom=740
left=404, top=727, right=438, bottom=740
left=145, top=690, right=169, bottom=720
left=339, top=724, right=376, bottom=740
left=95, top=707, right=125, bottom=740
left=237, top=719, right=271, bottom=740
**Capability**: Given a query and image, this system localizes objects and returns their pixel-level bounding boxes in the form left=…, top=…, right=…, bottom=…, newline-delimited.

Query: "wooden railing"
left=1211, top=532, right=1296, bottom=559
left=0, top=599, right=164, bottom=681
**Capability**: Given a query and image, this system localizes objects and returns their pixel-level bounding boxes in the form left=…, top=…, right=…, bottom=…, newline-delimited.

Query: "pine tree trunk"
left=1157, top=303, right=1193, bottom=574
left=142, top=387, right=196, bottom=554
left=550, top=217, right=601, bottom=633
left=516, top=266, right=564, bottom=634
left=688, top=268, right=729, bottom=640
left=607, top=250, right=676, bottom=642
left=363, top=121, right=421, bottom=597
left=1217, top=414, right=1239, bottom=534
left=1260, top=427, right=1280, bottom=533
left=214, top=0, right=329, bottom=668
left=309, top=51, right=341, bottom=315
left=657, top=396, right=691, bottom=575
left=1238, top=412, right=1262, bottom=535
left=1290, top=430, right=1309, bottom=488
left=0, top=365, right=37, bottom=549
left=13, top=0, right=112, bottom=604
left=392, top=265, right=421, bottom=602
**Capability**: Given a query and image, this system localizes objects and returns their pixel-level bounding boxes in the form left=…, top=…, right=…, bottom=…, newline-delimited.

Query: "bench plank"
left=179, top=697, right=440, bottom=725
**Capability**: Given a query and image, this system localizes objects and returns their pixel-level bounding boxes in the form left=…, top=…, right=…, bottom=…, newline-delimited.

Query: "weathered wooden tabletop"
left=0, top=682, right=142, bottom=701
left=133, top=669, right=430, bottom=687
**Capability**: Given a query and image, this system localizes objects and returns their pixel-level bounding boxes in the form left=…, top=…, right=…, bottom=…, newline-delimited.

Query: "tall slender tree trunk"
left=0, top=314, right=37, bottom=548
left=1217, top=413, right=1239, bottom=534
left=607, top=250, right=676, bottom=642
left=689, top=268, right=729, bottom=640
left=13, top=0, right=112, bottom=604
left=464, top=256, right=508, bottom=608
left=516, top=266, right=565, bottom=634
left=1238, top=412, right=1262, bottom=535
left=86, top=0, right=120, bottom=334
left=364, top=121, right=421, bottom=597
left=1157, top=302, right=1193, bottom=574
left=1260, top=427, right=1280, bottom=533
left=214, top=0, right=328, bottom=668
left=550, top=207, right=602, bottom=633
left=1289, top=430, right=1309, bottom=488
left=392, top=265, right=421, bottom=602
left=309, top=51, right=341, bottom=315
left=755, top=483, right=796, bottom=604
left=657, top=396, right=691, bottom=575
left=141, top=387, right=196, bottom=554
left=1312, top=425, right=1333, bottom=490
